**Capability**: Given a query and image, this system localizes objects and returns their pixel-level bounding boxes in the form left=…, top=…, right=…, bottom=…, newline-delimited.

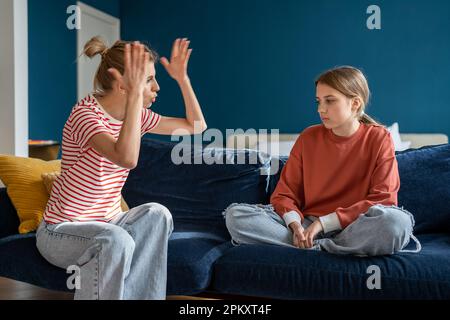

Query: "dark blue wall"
left=29, top=0, right=450, bottom=143
left=121, top=0, right=450, bottom=138
left=28, top=0, right=119, bottom=142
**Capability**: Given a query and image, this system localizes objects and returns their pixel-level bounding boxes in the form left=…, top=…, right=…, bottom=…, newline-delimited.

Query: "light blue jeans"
left=224, top=203, right=421, bottom=256
left=36, top=203, right=173, bottom=300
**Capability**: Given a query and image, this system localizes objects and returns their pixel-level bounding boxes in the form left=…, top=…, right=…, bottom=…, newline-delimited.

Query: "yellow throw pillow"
left=41, top=172, right=60, bottom=194
left=41, top=172, right=130, bottom=213
left=0, top=155, right=131, bottom=234
left=0, top=155, right=61, bottom=233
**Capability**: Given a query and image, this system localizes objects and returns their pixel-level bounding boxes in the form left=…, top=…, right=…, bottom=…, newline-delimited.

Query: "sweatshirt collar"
left=326, top=121, right=365, bottom=144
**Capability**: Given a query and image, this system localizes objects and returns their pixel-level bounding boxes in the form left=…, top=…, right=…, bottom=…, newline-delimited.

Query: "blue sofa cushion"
left=123, top=138, right=271, bottom=237
left=0, top=188, right=20, bottom=239
left=268, top=144, right=450, bottom=234
left=212, top=233, right=450, bottom=299
left=395, top=144, right=450, bottom=234
left=167, top=236, right=232, bottom=295
left=0, top=233, right=232, bottom=295
left=0, top=234, right=71, bottom=292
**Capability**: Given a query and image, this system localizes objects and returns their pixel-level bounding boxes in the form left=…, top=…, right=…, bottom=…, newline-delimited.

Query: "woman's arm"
left=151, top=38, right=207, bottom=135
left=88, top=92, right=143, bottom=169
left=88, top=42, right=149, bottom=169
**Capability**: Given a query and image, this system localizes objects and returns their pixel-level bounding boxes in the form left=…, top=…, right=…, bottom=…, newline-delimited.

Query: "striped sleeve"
left=141, top=108, right=162, bottom=134
left=69, top=107, right=110, bottom=149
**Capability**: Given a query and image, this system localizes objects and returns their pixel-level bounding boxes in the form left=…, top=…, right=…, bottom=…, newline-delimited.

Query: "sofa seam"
left=215, top=260, right=450, bottom=285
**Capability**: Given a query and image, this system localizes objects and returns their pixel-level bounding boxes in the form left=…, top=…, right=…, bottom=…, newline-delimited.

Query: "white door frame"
left=76, top=1, right=120, bottom=100
left=0, top=0, right=28, bottom=157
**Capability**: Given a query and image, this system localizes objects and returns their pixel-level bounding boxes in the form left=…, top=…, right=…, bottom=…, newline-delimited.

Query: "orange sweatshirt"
left=270, top=121, right=400, bottom=233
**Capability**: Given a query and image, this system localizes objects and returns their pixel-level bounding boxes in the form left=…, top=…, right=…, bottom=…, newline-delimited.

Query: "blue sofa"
left=1, top=138, right=449, bottom=299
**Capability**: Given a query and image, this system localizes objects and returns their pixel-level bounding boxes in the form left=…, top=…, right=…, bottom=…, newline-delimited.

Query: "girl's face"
left=316, top=82, right=360, bottom=129
left=142, top=62, right=160, bottom=109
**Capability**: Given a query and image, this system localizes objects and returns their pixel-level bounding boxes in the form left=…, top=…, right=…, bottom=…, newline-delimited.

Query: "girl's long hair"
left=315, top=66, right=383, bottom=126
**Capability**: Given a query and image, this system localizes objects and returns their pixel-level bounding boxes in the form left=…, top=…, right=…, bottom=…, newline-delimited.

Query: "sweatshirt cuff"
left=319, top=212, right=342, bottom=234
left=282, top=211, right=302, bottom=227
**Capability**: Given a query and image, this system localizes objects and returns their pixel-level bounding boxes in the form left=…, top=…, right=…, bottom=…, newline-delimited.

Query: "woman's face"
left=142, top=61, right=160, bottom=109
left=316, top=82, right=359, bottom=129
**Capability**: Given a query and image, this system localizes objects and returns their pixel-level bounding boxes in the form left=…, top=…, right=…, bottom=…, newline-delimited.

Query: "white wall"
left=0, top=0, right=28, bottom=187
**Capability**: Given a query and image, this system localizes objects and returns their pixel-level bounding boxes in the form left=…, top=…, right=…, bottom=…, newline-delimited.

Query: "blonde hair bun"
left=83, top=36, right=108, bottom=59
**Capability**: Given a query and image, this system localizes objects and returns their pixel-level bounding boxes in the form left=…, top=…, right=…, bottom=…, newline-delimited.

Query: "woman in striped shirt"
left=36, top=37, right=206, bottom=300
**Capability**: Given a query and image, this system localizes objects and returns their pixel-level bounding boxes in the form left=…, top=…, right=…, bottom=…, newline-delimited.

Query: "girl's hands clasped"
left=303, top=220, right=323, bottom=248
left=290, top=220, right=324, bottom=249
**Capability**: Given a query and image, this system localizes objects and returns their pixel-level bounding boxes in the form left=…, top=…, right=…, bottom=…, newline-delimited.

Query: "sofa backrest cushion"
left=122, top=138, right=271, bottom=234
left=0, top=188, right=20, bottom=238
left=395, top=144, right=450, bottom=233
left=268, top=144, right=450, bottom=234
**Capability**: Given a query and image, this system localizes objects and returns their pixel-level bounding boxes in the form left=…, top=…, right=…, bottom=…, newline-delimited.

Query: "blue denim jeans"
left=224, top=203, right=421, bottom=257
left=36, top=203, right=173, bottom=300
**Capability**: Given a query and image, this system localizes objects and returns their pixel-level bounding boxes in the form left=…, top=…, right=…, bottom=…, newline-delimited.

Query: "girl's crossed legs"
left=224, top=203, right=421, bottom=256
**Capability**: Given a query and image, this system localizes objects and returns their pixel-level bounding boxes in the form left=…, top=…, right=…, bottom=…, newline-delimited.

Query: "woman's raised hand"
left=108, top=41, right=150, bottom=94
left=160, top=38, right=192, bottom=83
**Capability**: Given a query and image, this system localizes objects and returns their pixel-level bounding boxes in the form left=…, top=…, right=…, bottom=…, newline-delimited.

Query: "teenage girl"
left=36, top=37, right=206, bottom=299
left=225, top=66, right=421, bottom=257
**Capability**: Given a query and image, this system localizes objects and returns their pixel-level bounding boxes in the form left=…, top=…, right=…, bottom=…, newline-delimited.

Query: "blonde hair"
left=82, top=36, right=159, bottom=95
left=315, top=66, right=383, bottom=126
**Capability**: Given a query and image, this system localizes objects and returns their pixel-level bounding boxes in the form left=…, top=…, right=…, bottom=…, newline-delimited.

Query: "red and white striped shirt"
left=43, top=94, right=161, bottom=224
